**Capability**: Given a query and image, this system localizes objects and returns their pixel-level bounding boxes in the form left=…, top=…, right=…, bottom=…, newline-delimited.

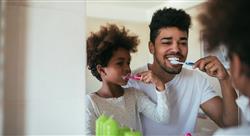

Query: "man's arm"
left=195, top=56, right=238, bottom=127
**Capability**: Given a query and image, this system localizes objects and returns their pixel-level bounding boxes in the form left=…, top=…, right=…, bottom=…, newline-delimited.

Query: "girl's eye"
left=117, top=62, right=123, bottom=66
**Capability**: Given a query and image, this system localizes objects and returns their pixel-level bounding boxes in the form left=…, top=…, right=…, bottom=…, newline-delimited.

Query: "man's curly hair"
left=87, top=24, right=140, bottom=81
left=149, top=7, right=191, bottom=43
left=199, top=0, right=250, bottom=75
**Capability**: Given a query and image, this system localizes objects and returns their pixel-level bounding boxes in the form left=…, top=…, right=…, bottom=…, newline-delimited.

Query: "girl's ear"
left=96, top=64, right=106, bottom=76
left=237, top=56, right=250, bottom=78
left=230, top=54, right=241, bottom=81
left=231, top=54, right=250, bottom=82
left=231, top=54, right=250, bottom=89
left=232, top=54, right=242, bottom=78
left=148, top=41, right=155, bottom=54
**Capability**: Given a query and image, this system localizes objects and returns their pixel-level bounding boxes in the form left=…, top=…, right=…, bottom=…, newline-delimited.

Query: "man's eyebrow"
left=180, top=37, right=188, bottom=40
left=160, top=37, right=187, bottom=41
left=161, top=37, right=172, bottom=41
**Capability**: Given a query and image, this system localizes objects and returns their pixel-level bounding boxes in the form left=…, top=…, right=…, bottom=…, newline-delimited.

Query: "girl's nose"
left=125, top=65, right=131, bottom=73
left=126, top=68, right=131, bottom=73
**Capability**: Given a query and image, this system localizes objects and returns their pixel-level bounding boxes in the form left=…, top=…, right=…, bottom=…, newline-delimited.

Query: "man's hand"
left=195, top=56, right=238, bottom=127
left=193, top=56, right=229, bottom=80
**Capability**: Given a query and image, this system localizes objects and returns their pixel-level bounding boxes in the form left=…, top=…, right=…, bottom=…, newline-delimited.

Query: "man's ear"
left=148, top=41, right=155, bottom=54
left=96, top=64, right=106, bottom=76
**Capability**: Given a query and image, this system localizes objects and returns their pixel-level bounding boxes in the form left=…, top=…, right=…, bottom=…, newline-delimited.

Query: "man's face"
left=150, top=27, right=188, bottom=74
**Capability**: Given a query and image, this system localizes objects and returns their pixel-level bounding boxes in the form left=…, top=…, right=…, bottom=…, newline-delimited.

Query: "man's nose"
left=171, top=42, right=180, bottom=53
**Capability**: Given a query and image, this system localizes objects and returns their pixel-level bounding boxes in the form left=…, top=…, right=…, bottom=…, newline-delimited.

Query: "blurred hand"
left=193, top=56, right=229, bottom=80
left=138, top=70, right=165, bottom=91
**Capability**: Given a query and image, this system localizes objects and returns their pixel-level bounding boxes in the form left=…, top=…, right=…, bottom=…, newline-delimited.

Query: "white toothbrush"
left=170, top=60, right=194, bottom=66
left=168, top=57, right=194, bottom=66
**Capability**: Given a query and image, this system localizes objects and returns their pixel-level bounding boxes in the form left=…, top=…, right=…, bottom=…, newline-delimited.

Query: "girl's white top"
left=85, top=87, right=169, bottom=135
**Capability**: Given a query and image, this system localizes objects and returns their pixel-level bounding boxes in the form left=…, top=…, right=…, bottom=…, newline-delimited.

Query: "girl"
left=85, top=24, right=170, bottom=135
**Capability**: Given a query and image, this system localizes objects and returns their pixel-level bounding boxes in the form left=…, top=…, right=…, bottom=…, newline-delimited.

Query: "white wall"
left=3, top=1, right=85, bottom=135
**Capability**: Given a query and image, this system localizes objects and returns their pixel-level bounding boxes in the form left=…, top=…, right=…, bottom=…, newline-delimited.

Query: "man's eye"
left=179, top=42, right=187, bottom=46
left=162, top=42, right=172, bottom=45
left=117, top=62, right=123, bottom=66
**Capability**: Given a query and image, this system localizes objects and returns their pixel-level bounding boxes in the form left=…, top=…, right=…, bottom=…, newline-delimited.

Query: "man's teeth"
left=170, top=60, right=181, bottom=64
left=168, top=57, right=179, bottom=61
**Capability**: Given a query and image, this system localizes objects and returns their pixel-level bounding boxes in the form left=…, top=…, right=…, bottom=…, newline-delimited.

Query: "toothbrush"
left=123, top=74, right=141, bottom=80
left=168, top=57, right=194, bottom=66
left=170, top=60, right=195, bottom=66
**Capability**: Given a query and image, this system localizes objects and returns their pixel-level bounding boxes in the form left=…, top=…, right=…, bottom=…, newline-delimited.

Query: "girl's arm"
left=135, top=70, right=170, bottom=123
left=136, top=89, right=170, bottom=123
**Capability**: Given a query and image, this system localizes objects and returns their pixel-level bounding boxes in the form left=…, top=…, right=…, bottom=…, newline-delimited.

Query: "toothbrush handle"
left=185, top=62, right=195, bottom=66
left=131, top=75, right=141, bottom=80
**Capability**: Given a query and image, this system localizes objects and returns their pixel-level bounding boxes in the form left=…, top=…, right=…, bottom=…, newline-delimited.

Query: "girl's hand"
left=138, top=70, right=165, bottom=91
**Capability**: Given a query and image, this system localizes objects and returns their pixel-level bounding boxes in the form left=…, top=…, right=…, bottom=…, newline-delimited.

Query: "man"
left=127, top=7, right=238, bottom=135
left=198, top=0, right=250, bottom=135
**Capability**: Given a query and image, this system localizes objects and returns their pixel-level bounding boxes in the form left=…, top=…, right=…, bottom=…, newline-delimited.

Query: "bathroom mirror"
left=85, top=1, right=222, bottom=135
left=86, top=0, right=206, bottom=93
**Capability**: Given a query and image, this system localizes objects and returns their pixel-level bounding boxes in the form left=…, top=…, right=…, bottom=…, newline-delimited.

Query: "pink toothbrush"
left=123, top=74, right=141, bottom=80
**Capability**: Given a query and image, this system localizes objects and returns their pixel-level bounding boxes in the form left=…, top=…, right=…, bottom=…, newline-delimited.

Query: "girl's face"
left=103, top=48, right=131, bottom=85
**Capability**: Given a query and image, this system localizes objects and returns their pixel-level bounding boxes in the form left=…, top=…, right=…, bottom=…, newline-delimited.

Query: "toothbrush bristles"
left=170, top=60, right=183, bottom=64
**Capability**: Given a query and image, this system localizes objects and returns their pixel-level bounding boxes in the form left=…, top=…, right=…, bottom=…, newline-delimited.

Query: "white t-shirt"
left=213, top=126, right=250, bottom=136
left=127, top=65, right=217, bottom=135
left=85, top=87, right=169, bottom=135
left=213, top=95, right=250, bottom=136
